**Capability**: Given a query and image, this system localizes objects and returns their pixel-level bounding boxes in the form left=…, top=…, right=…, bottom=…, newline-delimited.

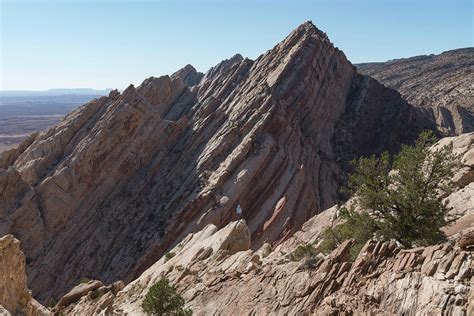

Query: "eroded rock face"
left=357, top=48, right=474, bottom=135
left=0, top=21, right=447, bottom=302
left=0, top=235, right=50, bottom=316
left=435, top=132, right=474, bottom=187
left=438, top=133, right=474, bottom=236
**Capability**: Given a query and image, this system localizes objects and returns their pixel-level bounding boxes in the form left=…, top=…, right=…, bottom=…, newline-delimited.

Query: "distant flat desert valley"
left=0, top=91, right=110, bottom=153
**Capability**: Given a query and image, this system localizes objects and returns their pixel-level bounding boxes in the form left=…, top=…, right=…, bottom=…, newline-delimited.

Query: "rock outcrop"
left=439, top=132, right=474, bottom=237
left=0, top=235, right=50, bottom=315
left=357, top=48, right=474, bottom=135
left=59, top=214, right=473, bottom=315
left=0, top=21, right=460, bottom=304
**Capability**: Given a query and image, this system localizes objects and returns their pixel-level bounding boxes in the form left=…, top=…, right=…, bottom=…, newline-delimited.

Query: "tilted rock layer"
left=357, top=48, right=474, bottom=135
left=56, top=134, right=474, bottom=314
left=0, top=21, right=465, bottom=304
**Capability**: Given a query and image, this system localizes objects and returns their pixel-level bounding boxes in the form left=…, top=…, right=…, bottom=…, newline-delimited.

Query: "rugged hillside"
left=0, top=21, right=442, bottom=303
left=60, top=221, right=473, bottom=315
left=2, top=130, right=472, bottom=315
left=48, top=133, right=474, bottom=315
left=357, top=48, right=474, bottom=135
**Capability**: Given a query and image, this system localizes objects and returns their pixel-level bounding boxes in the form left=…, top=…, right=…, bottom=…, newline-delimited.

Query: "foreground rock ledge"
left=1, top=216, right=472, bottom=315
left=57, top=218, right=472, bottom=315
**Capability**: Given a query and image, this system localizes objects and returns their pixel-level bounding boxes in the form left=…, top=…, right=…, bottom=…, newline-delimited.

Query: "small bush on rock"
left=142, top=277, right=192, bottom=316
left=79, top=277, right=90, bottom=284
left=318, top=208, right=378, bottom=260
left=288, top=243, right=318, bottom=261
left=164, top=252, right=175, bottom=262
left=46, top=298, right=57, bottom=308
left=89, top=288, right=102, bottom=300
left=300, top=256, right=322, bottom=270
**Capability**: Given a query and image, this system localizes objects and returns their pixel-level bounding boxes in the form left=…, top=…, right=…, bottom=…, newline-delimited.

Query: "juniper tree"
left=142, top=277, right=192, bottom=316
left=323, top=130, right=460, bottom=252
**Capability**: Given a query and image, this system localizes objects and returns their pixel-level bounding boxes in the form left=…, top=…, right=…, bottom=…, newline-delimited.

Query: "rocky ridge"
left=53, top=132, right=473, bottom=315
left=357, top=48, right=474, bottom=135
left=0, top=21, right=468, bottom=306
left=1, top=132, right=473, bottom=315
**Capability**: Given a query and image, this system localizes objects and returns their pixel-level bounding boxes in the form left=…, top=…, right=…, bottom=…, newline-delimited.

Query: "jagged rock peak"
left=202, top=53, right=245, bottom=81
left=171, top=64, right=204, bottom=86
left=108, top=89, right=120, bottom=99
left=179, top=64, right=196, bottom=72
left=137, top=76, right=167, bottom=88
left=292, top=20, right=329, bottom=40
left=136, top=75, right=186, bottom=112
left=223, top=53, right=244, bottom=64
left=118, top=83, right=150, bottom=106
left=229, top=53, right=244, bottom=62
left=120, top=84, right=137, bottom=97
left=277, top=21, right=331, bottom=50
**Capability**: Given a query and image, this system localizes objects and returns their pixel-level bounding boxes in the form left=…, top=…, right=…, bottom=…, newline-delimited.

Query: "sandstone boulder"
left=55, top=280, right=103, bottom=309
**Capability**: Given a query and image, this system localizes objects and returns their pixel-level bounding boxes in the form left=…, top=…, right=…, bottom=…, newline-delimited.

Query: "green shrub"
left=318, top=208, right=379, bottom=260
left=46, top=298, right=57, bottom=308
left=164, top=252, right=175, bottom=262
left=142, top=277, right=192, bottom=316
left=79, top=277, right=90, bottom=284
left=288, top=243, right=318, bottom=261
left=300, top=256, right=322, bottom=270
left=325, top=130, right=461, bottom=255
left=89, top=288, right=103, bottom=301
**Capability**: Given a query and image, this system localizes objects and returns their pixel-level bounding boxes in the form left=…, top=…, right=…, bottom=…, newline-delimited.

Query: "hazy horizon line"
left=2, top=46, right=471, bottom=91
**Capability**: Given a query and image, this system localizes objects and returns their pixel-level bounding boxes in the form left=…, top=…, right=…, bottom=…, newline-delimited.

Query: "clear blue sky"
left=1, top=0, right=472, bottom=90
